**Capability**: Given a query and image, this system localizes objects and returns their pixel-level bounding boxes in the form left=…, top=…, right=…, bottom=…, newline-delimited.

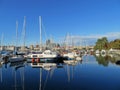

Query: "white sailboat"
left=27, top=50, right=58, bottom=59
left=27, top=51, right=43, bottom=59
left=63, top=33, right=81, bottom=59
left=63, top=52, right=75, bottom=59
left=27, top=16, right=58, bottom=59
left=9, top=19, right=25, bottom=63
left=40, top=50, right=58, bottom=59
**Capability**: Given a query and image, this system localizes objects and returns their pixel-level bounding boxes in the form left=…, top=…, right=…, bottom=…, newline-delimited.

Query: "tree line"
left=94, top=37, right=120, bottom=50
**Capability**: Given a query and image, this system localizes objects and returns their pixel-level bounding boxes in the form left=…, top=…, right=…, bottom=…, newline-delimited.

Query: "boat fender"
left=37, top=58, right=40, bottom=63
left=32, top=58, right=35, bottom=63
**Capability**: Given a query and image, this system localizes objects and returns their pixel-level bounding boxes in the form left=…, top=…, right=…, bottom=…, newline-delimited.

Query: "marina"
left=1, top=0, right=120, bottom=90
left=0, top=52, right=120, bottom=90
left=0, top=15, right=120, bottom=89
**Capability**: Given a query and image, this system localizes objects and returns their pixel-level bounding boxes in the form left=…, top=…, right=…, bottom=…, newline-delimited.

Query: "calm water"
left=0, top=54, right=120, bottom=90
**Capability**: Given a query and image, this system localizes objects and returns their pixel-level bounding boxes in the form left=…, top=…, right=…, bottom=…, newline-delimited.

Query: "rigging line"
left=41, top=20, right=48, bottom=42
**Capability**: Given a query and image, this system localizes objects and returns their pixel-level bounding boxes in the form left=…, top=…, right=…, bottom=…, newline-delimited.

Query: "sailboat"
left=9, top=19, right=25, bottom=63
left=27, top=50, right=58, bottom=59
left=27, top=16, right=58, bottom=59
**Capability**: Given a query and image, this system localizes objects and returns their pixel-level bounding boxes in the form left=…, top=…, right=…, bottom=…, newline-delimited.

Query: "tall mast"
left=1, top=33, right=4, bottom=50
left=16, top=21, right=18, bottom=51
left=22, top=16, right=26, bottom=51
left=39, top=16, right=42, bottom=90
left=65, top=33, right=69, bottom=50
left=39, top=16, right=42, bottom=51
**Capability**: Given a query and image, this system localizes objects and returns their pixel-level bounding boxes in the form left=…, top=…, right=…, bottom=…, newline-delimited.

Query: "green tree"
left=94, top=37, right=109, bottom=50
left=109, top=39, right=120, bottom=49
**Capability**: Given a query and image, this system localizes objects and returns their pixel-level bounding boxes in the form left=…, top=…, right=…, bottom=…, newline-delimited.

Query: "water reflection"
left=1, top=54, right=120, bottom=90
left=11, top=62, right=25, bottom=90
left=0, top=67, right=2, bottom=83
left=95, top=53, right=120, bottom=66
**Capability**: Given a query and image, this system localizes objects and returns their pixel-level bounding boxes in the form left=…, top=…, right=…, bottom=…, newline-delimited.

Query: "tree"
left=94, top=37, right=109, bottom=50
left=109, top=39, right=120, bottom=49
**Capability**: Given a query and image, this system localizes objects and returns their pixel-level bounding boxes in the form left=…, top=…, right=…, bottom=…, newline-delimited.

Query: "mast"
left=39, top=16, right=42, bottom=51
left=1, top=33, right=4, bottom=50
left=65, top=33, right=69, bottom=50
left=22, top=16, right=26, bottom=51
left=16, top=21, right=18, bottom=51
left=39, top=16, right=43, bottom=89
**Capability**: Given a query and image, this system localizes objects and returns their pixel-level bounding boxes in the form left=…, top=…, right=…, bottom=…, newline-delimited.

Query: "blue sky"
left=0, top=0, right=120, bottom=46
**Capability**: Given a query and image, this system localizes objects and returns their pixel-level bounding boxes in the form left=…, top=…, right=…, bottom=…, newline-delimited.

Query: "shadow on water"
left=116, top=60, right=120, bottom=65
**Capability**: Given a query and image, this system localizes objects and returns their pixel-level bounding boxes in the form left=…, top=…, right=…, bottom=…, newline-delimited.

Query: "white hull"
left=63, top=53, right=74, bottom=59
left=63, top=52, right=79, bottom=59
left=27, top=50, right=58, bottom=59
left=75, top=56, right=82, bottom=61
left=95, top=50, right=100, bottom=54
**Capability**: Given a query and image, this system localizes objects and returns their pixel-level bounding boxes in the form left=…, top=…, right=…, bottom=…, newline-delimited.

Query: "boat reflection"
left=29, top=57, right=81, bottom=90
left=31, top=63, right=57, bottom=90
left=64, top=59, right=78, bottom=66
left=9, top=61, right=25, bottom=90
left=13, top=67, right=25, bottom=90
left=63, top=57, right=80, bottom=66
left=10, top=61, right=25, bottom=70
left=0, top=66, right=2, bottom=83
